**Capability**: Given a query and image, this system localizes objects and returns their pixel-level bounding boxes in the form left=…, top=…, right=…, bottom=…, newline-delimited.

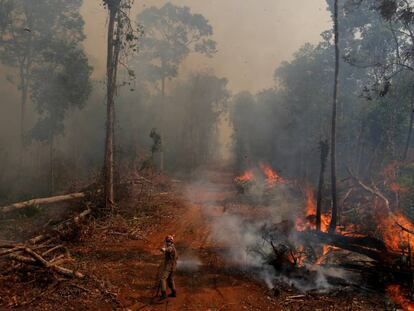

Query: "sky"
left=81, top=0, right=331, bottom=93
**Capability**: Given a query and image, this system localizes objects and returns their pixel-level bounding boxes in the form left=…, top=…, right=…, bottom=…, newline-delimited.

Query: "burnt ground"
left=0, top=169, right=395, bottom=310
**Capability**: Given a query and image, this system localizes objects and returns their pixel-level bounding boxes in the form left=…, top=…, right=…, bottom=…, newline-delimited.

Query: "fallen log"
left=22, top=247, right=84, bottom=279
left=0, top=192, right=86, bottom=213
left=296, top=230, right=397, bottom=263
left=3, top=245, right=84, bottom=278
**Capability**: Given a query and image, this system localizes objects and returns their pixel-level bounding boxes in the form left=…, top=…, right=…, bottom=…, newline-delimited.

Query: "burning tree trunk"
left=103, top=0, right=121, bottom=209
left=329, top=0, right=340, bottom=233
left=316, top=140, right=329, bottom=231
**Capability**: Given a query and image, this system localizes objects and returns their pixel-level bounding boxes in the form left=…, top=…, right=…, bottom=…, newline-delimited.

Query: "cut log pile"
left=0, top=234, right=84, bottom=279
left=0, top=192, right=94, bottom=281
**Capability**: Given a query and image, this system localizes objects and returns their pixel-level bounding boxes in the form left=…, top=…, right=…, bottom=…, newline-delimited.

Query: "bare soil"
left=0, top=169, right=392, bottom=310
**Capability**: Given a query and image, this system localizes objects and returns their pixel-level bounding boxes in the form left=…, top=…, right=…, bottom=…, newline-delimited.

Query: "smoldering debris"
left=182, top=173, right=364, bottom=294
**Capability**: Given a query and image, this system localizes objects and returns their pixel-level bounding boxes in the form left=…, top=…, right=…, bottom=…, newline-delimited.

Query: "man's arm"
left=161, top=246, right=174, bottom=253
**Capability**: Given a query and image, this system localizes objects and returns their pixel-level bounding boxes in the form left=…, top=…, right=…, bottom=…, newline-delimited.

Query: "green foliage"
left=134, top=2, right=217, bottom=84
left=30, top=42, right=92, bottom=142
left=230, top=27, right=414, bottom=178
left=0, top=0, right=92, bottom=144
left=18, top=204, right=41, bottom=218
left=165, top=72, right=229, bottom=171
left=149, top=128, right=161, bottom=155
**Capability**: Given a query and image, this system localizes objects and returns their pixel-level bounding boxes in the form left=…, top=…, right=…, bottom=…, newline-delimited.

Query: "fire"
left=234, top=164, right=285, bottom=186
left=315, top=245, right=334, bottom=265
left=259, top=163, right=285, bottom=186
left=295, top=187, right=330, bottom=232
left=235, top=170, right=254, bottom=183
left=387, top=284, right=414, bottom=311
left=379, top=213, right=414, bottom=251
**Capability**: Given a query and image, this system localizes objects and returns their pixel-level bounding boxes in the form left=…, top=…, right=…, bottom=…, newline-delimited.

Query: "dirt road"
left=119, top=170, right=279, bottom=311
left=70, top=169, right=385, bottom=311
left=0, top=169, right=392, bottom=310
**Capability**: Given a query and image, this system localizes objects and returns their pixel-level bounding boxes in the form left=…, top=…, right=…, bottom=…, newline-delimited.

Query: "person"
left=159, top=235, right=177, bottom=299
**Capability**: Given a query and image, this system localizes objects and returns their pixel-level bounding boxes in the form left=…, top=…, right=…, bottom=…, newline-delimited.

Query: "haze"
left=81, top=0, right=331, bottom=92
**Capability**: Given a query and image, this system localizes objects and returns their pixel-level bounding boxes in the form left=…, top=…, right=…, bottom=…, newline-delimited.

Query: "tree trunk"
left=316, top=140, right=329, bottom=231
left=159, top=75, right=165, bottom=173
left=403, top=87, right=414, bottom=160
left=329, top=0, right=340, bottom=233
left=18, top=67, right=29, bottom=172
left=104, top=5, right=118, bottom=209
left=50, top=133, right=54, bottom=195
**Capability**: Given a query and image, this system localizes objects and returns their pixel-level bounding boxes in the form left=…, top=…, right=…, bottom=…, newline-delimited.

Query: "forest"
left=1, top=0, right=414, bottom=310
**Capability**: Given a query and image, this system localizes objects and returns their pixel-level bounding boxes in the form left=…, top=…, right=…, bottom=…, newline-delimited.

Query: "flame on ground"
left=234, top=164, right=285, bottom=186
left=235, top=170, right=254, bottom=183
left=379, top=213, right=414, bottom=251
left=259, top=163, right=286, bottom=186
left=387, top=284, right=414, bottom=311
left=295, top=187, right=330, bottom=232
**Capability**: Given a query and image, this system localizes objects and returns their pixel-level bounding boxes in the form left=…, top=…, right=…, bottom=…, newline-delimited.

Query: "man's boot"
left=168, top=290, right=176, bottom=298
left=160, top=291, right=167, bottom=300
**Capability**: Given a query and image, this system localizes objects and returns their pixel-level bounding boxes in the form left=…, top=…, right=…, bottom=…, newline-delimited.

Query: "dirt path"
left=119, top=170, right=279, bottom=311
left=0, top=168, right=388, bottom=310
left=71, top=169, right=385, bottom=311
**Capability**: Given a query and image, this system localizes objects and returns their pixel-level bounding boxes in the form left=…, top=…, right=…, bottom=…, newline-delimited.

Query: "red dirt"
left=0, top=169, right=390, bottom=310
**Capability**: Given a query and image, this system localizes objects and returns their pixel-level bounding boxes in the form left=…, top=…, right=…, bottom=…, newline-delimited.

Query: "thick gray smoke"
left=184, top=175, right=356, bottom=292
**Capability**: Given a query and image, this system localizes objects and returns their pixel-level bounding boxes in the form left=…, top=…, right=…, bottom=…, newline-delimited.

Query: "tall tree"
left=166, top=72, right=229, bottom=172
left=30, top=42, right=91, bottom=194
left=342, top=0, right=414, bottom=160
left=0, top=0, right=86, bottom=159
left=329, top=0, right=340, bottom=233
left=135, top=3, right=216, bottom=172
left=316, top=140, right=329, bottom=231
left=102, top=0, right=140, bottom=209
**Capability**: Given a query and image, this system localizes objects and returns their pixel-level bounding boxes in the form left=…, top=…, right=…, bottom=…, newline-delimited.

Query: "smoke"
left=177, top=257, right=202, bottom=272
left=184, top=175, right=356, bottom=293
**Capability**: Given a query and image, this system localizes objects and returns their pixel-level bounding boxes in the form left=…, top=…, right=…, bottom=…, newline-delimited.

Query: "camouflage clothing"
left=160, top=244, right=177, bottom=292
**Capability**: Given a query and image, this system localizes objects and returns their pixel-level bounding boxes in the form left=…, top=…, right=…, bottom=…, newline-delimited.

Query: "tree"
left=102, top=0, right=140, bottom=209
left=328, top=0, right=340, bottom=233
left=30, top=42, right=91, bottom=194
left=135, top=2, right=217, bottom=172
left=316, top=140, right=329, bottom=231
left=342, top=0, right=414, bottom=160
left=0, top=0, right=86, bottom=160
left=166, top=72, right=229, bottom=172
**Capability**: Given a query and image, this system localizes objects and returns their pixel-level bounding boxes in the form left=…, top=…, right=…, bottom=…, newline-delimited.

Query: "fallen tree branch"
left=396, top=222, right=414, bottom=235
left=0, top=192, right=87, bottom=213
left=296, top=230, right=394, bottom=263
left=346, top=167, right=390, bottom=211
left=22, top=247, right=84, bottom=279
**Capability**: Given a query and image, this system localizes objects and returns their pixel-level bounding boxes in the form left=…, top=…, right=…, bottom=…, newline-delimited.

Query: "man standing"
left=160, top=235, right=178, bottom=299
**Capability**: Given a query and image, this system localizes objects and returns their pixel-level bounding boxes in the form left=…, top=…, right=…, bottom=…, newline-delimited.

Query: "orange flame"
left=295, top=187, right=330, bottom=232
left=235, top=170, right=254, bottom=183
left=259, top=163, right=285, bottom=186
left=387, top=285, right=414, bottom=311
left=379, top=213, right=414, bottom=251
